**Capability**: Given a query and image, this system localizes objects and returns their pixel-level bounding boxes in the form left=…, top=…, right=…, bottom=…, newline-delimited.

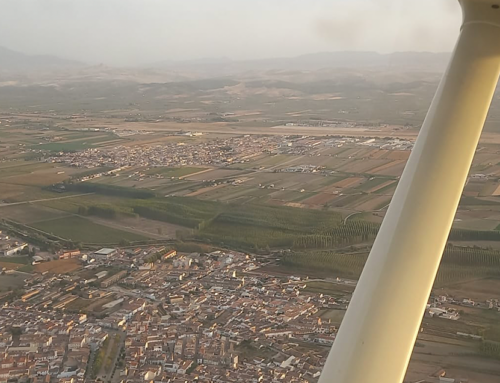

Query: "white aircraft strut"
left=319, top=1, right=500, bottom=382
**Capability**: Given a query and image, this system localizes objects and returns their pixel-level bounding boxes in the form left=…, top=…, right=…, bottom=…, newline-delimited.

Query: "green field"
left=0, top=256, right=31, bottom=265
left=32, top=134, right=119, bottom=152
left=305, top=282, right=353, bottom=297
left=0, top=162, right=52, bottom=178
left=31, top=216, right=149, bottom=244
left=32, top=194, right=500, bottom=251
left=319, top=308, right=347, bottom=323
left=0, top=204, right=70, bottom=224
left=292, top=191, right=318, bottom=202
left=460, top=196, right=500, bottom=206
left=354, top=177, right=394, bottom=192
left=253, top=154, right=292, bottom=167
left=0, top=274, right=26, bottom=292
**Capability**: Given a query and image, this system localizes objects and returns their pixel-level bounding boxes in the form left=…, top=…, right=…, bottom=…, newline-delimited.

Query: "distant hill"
left=0, top=49, right=450, bottom=84
left=286, top=51, right=450, bottom=71
left=147, top=51, right=451, bottom=75
left=0, top=46, right=84, bottom=72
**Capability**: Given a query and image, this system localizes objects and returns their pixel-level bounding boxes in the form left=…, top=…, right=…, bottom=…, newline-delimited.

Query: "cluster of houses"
left=0, top=248, right=343, bottom=383
left=0, top=231, right=28, bottom=257
left=2, top=238, right=499, bottom=383
left=0, top=308, right=106, bottom=383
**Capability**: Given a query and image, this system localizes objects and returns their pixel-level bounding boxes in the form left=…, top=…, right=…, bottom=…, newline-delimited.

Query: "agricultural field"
left=305, top=282, right=355, bottom=297
left=368, top=159, right=407, bottom=176
left=0, top=162, right=83, bottom=187
left=0, top=204, right=71, bottom=224
left=454, top=207, right=500, bottom=231
left=0, top=256, right=33, bottom=274
left=0, top=161, right=51, bottom=177
left=145, top=166, right=207, bottom=178
left=249, top=154, right=294, bottom=167
left=0, top=274, right=27, bottom=292
left=354, top=177, right=395, bottom=193
left=351, top=195, right=391, bottom=211
left=185, top=168, right=247, bottom=181
left=34, top=259, right=81, bottom=274
left=31, top=133, right=121, bottom=152
left=31, top=216, right=150, bottom=244
left=0, top=183, right=62, bottom=203
left=318, top=309, right=347, bottom=325
left=440, top=278, right=500, bottom=301
left=0, top=261, right=27, bottom=271
left=6, top=110, right=500, bottom=282
left=2, top=136, right=498, bottom=234
left=300, top=192, right=339, bottom=206
left=16, top=191, right=500, bottom=252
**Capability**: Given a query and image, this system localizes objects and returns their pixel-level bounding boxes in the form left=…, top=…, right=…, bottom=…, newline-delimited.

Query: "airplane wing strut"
left=319, top=1, right=500, bottom=382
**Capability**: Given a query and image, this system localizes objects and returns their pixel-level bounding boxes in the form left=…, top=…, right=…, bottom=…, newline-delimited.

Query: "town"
left=1, top=228, right=499, bottom=383
left=42, top=135, right=414, bottom=173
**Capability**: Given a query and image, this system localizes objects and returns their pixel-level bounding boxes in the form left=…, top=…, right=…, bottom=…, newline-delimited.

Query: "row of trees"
left=91, top=338, right=109, bottom=379
left=293, top=221, right=380, bottom=248
left=480, top=340, right=500, bottom=359
left=290, top=222, right=500, bottom=250
left=449, top=228, right=500, bottom=241
left=443, top=244, right=500, bottom=266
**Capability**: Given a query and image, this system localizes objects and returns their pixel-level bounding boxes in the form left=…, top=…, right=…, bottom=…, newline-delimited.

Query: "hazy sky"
left=0, top=0, right=462, bottom=66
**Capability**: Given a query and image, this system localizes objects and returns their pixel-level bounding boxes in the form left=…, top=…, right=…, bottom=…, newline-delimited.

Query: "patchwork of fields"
left=3, top=128, right=500, bottom=268
left=50, top=143, right=495, bottom=227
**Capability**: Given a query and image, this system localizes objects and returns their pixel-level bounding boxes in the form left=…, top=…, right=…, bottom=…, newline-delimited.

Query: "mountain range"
left=150, top=51, right=451, bottom=74
left=0, top=46, right=451, bottom=75
left=0, top=46, right=83, bottom=72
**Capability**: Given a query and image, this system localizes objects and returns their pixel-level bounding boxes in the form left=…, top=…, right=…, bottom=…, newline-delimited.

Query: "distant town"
left=43, top=134, right=414, bottom=172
